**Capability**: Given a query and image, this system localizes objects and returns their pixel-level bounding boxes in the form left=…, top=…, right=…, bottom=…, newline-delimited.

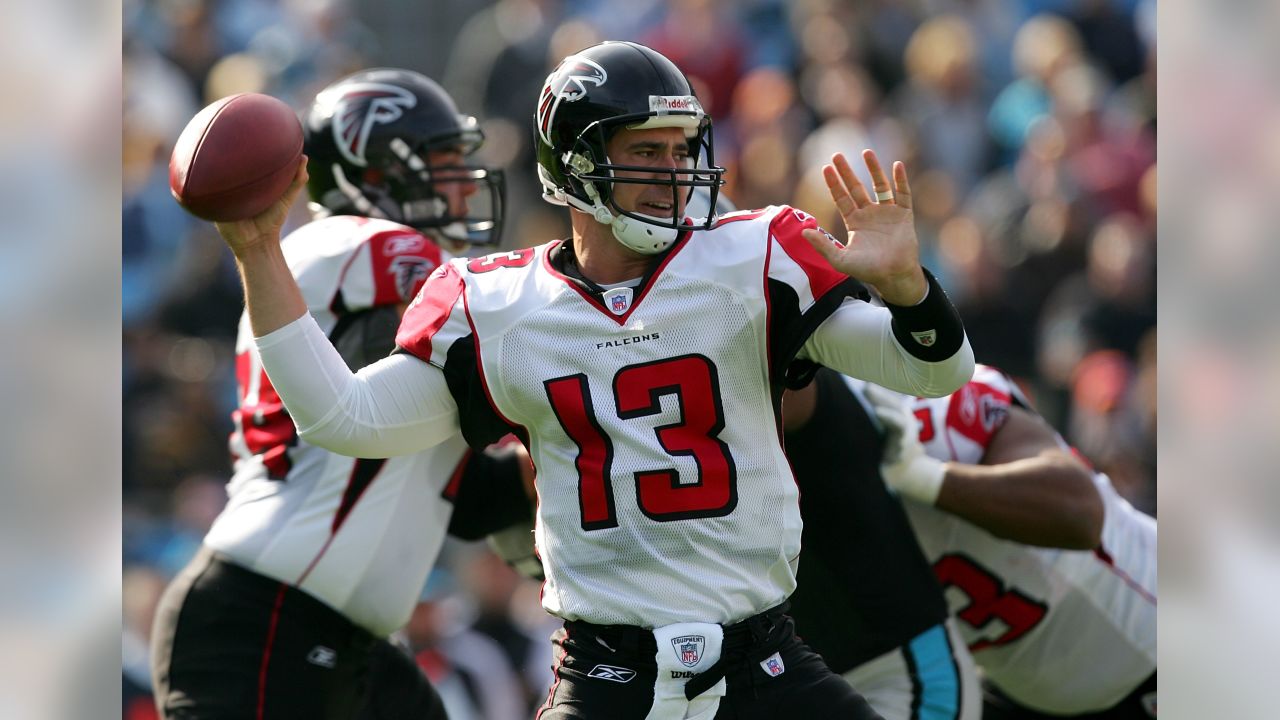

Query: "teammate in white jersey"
left=211, top=41, right=975, bottom=719
left=865, top=365, right=1157, bottom=719
left=150, top=69, right=528, bottom=720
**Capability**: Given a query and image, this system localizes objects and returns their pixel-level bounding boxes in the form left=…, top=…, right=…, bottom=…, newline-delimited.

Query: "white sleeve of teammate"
left=799, top=296, right=974, bottom=398
left=254, top=313, right=459, bottom=457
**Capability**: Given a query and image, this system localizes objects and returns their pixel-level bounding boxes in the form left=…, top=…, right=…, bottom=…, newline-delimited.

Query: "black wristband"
left=884, top=268, right=966, bottom=362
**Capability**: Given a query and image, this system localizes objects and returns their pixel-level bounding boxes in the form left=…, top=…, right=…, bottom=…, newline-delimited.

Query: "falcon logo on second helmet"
left=319, top=82, right=418, bottom=167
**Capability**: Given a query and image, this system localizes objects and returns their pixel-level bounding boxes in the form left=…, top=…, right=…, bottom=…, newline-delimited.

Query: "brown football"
left=169, top=93, right=303, bottom=222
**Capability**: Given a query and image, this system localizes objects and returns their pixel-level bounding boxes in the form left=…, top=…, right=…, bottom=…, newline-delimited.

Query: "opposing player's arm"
left=871, top=385, right=1102, bottom=549
left=933, top=406, right=1104, bottom=550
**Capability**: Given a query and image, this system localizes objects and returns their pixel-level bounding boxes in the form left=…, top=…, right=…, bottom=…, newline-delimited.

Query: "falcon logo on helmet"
left=537, top=56, right=608, bottom=145
left=325, top=83, right=418, bottom=167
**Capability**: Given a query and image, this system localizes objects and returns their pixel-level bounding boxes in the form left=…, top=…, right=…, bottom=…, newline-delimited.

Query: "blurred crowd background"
left=122, top=0, right=1156, bottom=717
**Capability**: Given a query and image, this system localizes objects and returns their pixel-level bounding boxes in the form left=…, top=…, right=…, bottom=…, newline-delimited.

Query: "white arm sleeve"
left=254, top=313, right=459, bottom=457
left=799, top=298, right=975, bottom=398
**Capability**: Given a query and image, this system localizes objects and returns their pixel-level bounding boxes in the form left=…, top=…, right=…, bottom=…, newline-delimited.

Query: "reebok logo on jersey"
left=588, top=664, right=637, bottom=683
left=306, top=645, right=337, bottom=669
left=759, top=651, right=786, bottom=677
left=383, top=234, right=426, bottom=255
left=910, top=329, right=937, bottom=347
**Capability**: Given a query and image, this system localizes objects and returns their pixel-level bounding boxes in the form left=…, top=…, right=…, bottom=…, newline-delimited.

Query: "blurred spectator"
left=125, top=475, right=226, bottom=577
left=404, top=569, right=526, bottom=720
left=123, top=565, right=167, bottom=720
left=1037, top=213, right=1155, bottom=388
left=935, top=214, right=1038, bottom=379
left=988, top=14, right=1083, bottom=159
left=1067, top=348, right=1152, bottom=510
left=459, top=547, right=555, bottom=713
left=723, top=66, right=811, bottom=211
left=1067, top=0, right=1148, bottom=85
left=122, top=41, right=199, bottom=329
left=894, top=15, right=991, bottom=196
left=643, top=0, right=747, bottom=118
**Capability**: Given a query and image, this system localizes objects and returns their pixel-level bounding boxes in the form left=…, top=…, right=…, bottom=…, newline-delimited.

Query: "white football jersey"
left=397, top=206, right=865, bottom=627
left=204, top=216, right=468, bottom=637
left=890, top=365, right=1157, bottom=714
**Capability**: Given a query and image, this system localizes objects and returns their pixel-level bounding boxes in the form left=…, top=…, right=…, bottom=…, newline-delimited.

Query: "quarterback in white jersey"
left=865, top=365, right=1157, bottom=718
left=218, top=41, right=973, bottom=719
left=397, top=202, right=935, bottom=628
left=150, top=69, right=523, bottom=720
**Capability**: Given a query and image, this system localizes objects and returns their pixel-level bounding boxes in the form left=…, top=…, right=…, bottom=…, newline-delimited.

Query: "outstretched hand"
left=214, top=156, right=310, bottom=257
left=801, top=150, right=927, bottom=306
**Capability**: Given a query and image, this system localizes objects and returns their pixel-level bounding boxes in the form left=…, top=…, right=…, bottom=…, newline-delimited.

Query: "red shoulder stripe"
left=396, top=263, right=465, bottom=361
left=769, top=207, right=846, bottom=301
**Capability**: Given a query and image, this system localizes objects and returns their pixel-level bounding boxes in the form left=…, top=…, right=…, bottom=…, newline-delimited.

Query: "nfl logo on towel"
left=672, top=635, right=705, bottom=668
left=759, top=651, right=786, bottom=677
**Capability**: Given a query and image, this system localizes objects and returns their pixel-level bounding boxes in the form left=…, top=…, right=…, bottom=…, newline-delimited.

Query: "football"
left=169, top=93, right=304, bottom=222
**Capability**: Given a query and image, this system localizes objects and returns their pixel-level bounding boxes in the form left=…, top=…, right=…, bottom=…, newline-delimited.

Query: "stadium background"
left=122, top=0, right=1156, bottom=716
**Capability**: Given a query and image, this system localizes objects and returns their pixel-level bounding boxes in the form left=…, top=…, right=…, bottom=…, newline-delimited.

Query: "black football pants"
left=537, top=605, right=883, bottom=719
left=150, top=546, right=445, bottom=720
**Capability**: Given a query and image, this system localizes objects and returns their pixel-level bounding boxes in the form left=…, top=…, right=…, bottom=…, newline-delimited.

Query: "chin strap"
left=575, top=176, right=679, bottom=255
left=610, top=212, right=679, bottom=254
left=331, top=164, right=389, bottom=220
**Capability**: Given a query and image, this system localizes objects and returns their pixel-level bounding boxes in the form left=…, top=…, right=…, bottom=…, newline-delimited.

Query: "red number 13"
left=545, top=355, right=738, bottom=530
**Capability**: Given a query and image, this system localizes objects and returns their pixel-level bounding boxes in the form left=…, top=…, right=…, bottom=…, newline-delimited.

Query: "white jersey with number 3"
left=897, top=365, right=1157, bottom=714
left=396, top=206, right=867, bottom=628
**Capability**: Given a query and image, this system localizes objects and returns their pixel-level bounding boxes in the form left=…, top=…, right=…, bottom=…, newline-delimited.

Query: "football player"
left=149, top=68, right=527, bottom=719
left=211, top=41, right=975, bottom=719
left=678, top=190, right=982, bottom=720
left=865, top=365, right=1157, bottom=719
left=783, top=369, right=983, bottom=720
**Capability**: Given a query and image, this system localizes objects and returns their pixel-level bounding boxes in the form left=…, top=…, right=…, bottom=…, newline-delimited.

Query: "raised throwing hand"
left=214, top=156, right=310, bottom=258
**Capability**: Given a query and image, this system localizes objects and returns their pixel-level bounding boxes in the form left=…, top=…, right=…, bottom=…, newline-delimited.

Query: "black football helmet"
left=304, top=68, right=505, bottom=248
left=535, top=41, right=726, bottom=253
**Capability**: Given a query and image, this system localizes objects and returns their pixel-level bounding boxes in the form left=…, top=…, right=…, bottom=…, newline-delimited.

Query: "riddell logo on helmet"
left=649, top=95, right=703, bottom=114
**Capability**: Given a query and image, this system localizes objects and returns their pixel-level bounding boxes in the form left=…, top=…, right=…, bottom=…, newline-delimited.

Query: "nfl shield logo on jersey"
left=604, top=287, right=633, bottom=316
left=672, top=635, right=705, bottom=668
